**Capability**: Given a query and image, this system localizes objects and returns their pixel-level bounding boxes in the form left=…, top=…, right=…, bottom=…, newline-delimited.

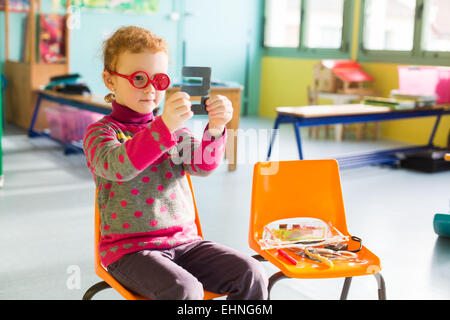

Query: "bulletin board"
left=53, top=0, right=159, bottom=14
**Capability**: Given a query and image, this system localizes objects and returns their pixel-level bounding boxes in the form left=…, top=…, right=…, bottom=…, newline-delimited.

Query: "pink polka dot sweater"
left=83, top=100, right=227, bottom=267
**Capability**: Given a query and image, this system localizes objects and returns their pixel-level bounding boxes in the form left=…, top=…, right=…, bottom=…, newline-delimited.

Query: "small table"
left=267, top=104, right=450, bottom=169
left=166, top=84, right=243, bottom=171
left=317, top=92, right=362, bottom=142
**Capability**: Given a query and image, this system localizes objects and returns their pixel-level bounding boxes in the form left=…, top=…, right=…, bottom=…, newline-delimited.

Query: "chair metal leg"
left=82, top=281, right=112, bottom=300
left=252, top=254, right=266, bottom=262
left=340, top=277, right=352, bottom=300
left=268, top=271, right=288, bottom=300
left=374, top=273, right=386, bottom=300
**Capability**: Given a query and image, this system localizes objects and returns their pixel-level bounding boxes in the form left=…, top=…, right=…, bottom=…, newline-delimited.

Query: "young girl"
left=83, top=26, right=268, bottom=300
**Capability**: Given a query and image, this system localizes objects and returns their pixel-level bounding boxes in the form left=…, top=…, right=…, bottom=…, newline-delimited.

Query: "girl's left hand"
left=205, top=95, right=233, bottom=136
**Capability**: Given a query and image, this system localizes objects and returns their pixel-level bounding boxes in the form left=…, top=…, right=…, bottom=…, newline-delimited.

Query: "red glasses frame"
left=105, top=68, right=170, bottom=90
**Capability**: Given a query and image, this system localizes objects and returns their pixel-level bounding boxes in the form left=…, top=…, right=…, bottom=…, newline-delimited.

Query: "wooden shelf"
left=3, top=0, right=72, bottom=130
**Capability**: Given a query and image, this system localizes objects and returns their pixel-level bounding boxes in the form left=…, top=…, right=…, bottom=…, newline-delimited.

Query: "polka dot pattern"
left=149, top=220, right=158, bottom=227
left=87, top=120, right=226, bottom=267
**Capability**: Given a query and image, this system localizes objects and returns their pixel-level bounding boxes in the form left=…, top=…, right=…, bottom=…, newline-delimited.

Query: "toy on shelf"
left=314, top=60, right=375, bottom=96
left=38, top=13, right=66, bottom=64
left=311, top=60, right=377, bottom=141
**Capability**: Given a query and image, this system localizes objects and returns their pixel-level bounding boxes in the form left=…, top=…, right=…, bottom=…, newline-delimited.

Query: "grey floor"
left=1, top=116, right=449, bottom=300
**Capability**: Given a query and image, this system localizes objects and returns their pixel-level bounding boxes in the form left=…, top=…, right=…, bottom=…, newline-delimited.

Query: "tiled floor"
left=1, top=116, right=449, bottom=300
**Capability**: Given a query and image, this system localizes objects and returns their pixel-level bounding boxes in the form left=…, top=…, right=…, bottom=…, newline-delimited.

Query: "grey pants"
left=107, top=240, right=268, bottom=300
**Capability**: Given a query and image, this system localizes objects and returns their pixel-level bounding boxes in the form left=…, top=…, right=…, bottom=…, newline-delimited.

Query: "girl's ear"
left=102, top=70, right=116, bottom=92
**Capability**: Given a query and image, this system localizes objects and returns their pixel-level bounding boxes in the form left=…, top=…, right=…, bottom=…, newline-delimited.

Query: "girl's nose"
left=143, top=82, right=156, bottom=94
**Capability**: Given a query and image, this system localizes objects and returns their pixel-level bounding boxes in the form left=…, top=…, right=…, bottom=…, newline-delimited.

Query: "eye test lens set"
left=105, top=69, right=171, bottom=90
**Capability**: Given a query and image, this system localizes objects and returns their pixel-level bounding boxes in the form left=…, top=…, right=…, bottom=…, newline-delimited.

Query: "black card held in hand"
left=180, top=66, right=211, bottom=115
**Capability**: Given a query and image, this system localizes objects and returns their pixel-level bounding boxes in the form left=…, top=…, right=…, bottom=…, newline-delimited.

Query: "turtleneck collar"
left=110, top=100, right=154, bottom=125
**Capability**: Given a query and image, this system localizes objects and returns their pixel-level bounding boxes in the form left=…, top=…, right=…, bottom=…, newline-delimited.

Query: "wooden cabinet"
left=3, top=0, right=71, bottom=130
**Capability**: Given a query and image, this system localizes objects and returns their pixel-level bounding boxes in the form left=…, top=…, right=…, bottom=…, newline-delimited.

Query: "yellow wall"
left=259, top=0, right=449, bottom=148
left=259, top=57, right=318, bottom=119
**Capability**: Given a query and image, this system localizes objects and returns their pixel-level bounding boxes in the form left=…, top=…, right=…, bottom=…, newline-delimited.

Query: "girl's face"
left=103, top=50, right=169, bottom=114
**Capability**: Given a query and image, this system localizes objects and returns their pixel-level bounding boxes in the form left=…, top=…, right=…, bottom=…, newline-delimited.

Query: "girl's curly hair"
left=103, top=25, right=168, bottom=72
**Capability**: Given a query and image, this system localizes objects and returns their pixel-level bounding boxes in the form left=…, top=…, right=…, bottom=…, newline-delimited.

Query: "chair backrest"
left=249, top=160, right=350, bottom=251
left=93, top=173, right=203, bottom=299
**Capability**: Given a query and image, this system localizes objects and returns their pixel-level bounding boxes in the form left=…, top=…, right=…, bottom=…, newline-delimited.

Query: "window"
left=359, top=0, right=450, bottom=65
left=263, top=0, right=352, bottom=59
left=422, top=0, right=450, bottom=52
left=362, top=0, right=416, bottom=51
left=303, top=0, right=345, bottom=49
left=264, top=0, right=301, bottom=48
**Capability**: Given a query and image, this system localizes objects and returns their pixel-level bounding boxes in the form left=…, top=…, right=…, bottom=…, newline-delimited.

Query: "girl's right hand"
left=161, top=92, right=193, bottom=132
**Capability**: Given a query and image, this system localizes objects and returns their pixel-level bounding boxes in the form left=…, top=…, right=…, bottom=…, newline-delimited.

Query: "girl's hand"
left=206, top=95, right=233, bottom=137
left=162, top=92, right=193, bottom=132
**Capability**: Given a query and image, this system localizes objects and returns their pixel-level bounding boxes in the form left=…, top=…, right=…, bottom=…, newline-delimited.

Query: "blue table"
left=267, top=104, right=450, bottom=169
left=29, top=90, right=111, bottom=154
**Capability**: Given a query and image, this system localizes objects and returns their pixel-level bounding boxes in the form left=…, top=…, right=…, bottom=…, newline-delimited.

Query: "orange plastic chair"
left=249, top=160, right=386, bottom=300
left=82, top=174, right=226, bottom=300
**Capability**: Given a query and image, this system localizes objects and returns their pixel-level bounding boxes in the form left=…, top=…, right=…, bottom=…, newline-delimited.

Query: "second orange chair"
left=249, top=160, right=386, bottom=300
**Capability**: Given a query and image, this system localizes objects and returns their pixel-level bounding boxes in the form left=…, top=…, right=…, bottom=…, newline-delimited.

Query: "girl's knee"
left=167, top=278, right=204, bottom=300
left=247, top=257, right=268, bottom=285
left=229, top=256, right=269, bottom=300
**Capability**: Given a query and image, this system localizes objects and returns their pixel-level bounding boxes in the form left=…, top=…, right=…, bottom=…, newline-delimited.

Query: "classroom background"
left=0, top=0, right=449, bottom=300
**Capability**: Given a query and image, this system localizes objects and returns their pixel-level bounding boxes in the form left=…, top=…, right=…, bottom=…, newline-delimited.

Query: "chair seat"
left=257, top=246, right=381, bottom=279
left=95, top=263, right=226, bottom=300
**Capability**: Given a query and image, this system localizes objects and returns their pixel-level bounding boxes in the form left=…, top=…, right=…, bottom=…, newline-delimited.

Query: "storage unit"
left=44, top=105, right=103, bottom=143
left=3, top=0, right=71, bottom=130
left=398, top=66, right=450, bottom=104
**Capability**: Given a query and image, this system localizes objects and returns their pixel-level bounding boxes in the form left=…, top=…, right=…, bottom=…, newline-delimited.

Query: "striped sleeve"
left=82, top=116, right=177, bottom=181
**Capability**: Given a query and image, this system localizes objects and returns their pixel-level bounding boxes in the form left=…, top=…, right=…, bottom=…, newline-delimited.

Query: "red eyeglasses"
left=105, top=69, right=170, bottom=90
